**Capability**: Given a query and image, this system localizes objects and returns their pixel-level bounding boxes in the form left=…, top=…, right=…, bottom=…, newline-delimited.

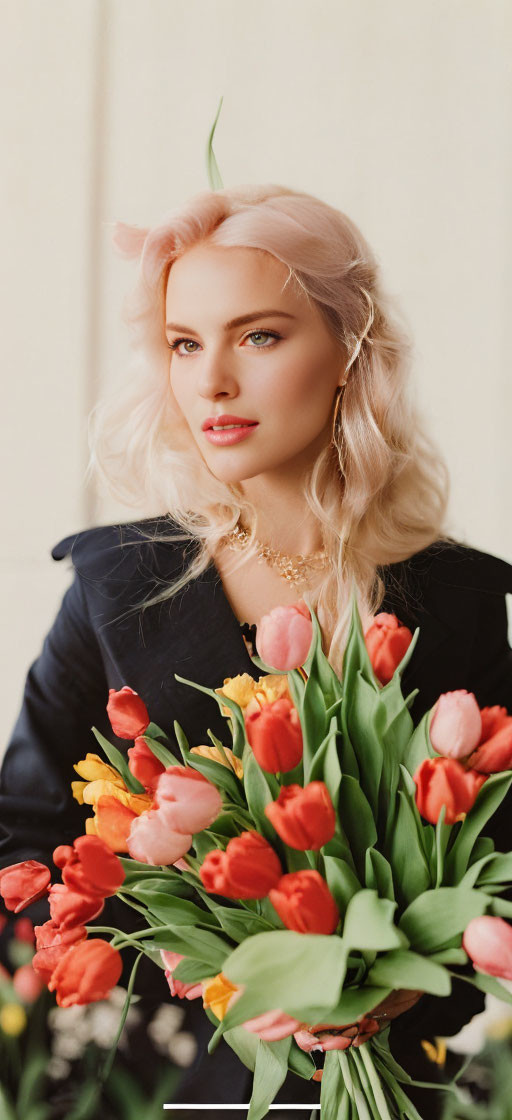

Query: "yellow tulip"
left=202, top=972, right=241, bottom=1021
left=190, top=744, right=244, bottom=780
left=420, top=1038, right=446, bottom=1066
left=215, top=673, right=290, bottom=717
left=0, top=1003, right=27, bottom=1036
left=73, top=753, right=125, bottom=786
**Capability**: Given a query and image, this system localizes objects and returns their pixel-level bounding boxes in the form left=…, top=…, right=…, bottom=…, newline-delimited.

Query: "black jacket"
left=1, top=518, right=511, bottom=1112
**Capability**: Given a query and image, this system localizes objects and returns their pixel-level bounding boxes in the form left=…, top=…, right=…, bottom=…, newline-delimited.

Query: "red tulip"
left=127, top=737, right=165, bottom=792
left=32, top=919, right=88, bottom=984
left=199, top=831, right=282, bottom=899
left=245, top=697, right=303, bottom=773
left=48, top=938, right=123, bottom=1007
left=48, top=884, right=104, bottom=930
left=268, top=870, right=339, bottom=934
left=364, top=612, right=413, bottom=685
left=53, top=835, right=125, bottom=898
left=106, top=686, right=150, bottom=739
left=413, top=756, right=487, bottom=825
left=463, top=915, right=512, bottom=980
left=0, top=861, right=51, bottom=913
left=264, top=782, right=335, bottom=850
left=256, top=600, right=313, bottom=671
left=467, top=706, right=512, bottom=773
left=429, top=690, right=483, bottom=760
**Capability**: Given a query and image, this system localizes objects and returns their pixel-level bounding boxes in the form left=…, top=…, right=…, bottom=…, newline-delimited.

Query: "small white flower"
left=47, top=1055, right=72, bottom=1080
left=168, top=1032, right=198, bottom=1067
left=147, top=1004, right=185, bottom=1054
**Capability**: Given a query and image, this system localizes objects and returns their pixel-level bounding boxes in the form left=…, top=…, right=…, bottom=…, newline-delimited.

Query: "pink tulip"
left=463, top=915, right=512, bottom=980
left=161, top=951, right=203, bottom=1000
left=242, top=1008, right=303, bottom=1041
left=256, top=601, right=313, bottom=671
left=12, top=964, right=45, bottom=1003
left=294, top=1026, right=352, bottom=1052
left=430, top=691, right=483, bottom=760
left=127, top=808, right=192, bottom=866
left=154, top=766, right=223, bottom=834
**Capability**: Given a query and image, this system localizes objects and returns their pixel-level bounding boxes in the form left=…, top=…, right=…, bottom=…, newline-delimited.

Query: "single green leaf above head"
left=205, top=96, right=224, bottom=190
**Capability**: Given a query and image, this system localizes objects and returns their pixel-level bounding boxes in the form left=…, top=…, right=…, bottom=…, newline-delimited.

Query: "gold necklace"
left=224, top=518, right=328, bottom=589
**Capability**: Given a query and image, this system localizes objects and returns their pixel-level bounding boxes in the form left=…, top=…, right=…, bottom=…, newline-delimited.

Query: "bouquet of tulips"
left=2, top=587, right=512, bottom=1120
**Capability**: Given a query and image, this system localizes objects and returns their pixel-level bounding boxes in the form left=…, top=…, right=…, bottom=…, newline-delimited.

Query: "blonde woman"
left=1, top=184, right=511, bottom=1114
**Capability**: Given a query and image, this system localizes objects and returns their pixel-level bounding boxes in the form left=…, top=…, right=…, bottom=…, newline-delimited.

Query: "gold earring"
left=331, top=380, right=347, bottom=443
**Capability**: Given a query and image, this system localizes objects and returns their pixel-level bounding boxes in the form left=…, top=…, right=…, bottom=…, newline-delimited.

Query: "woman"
left=1, top=184, right=511, bottom=1116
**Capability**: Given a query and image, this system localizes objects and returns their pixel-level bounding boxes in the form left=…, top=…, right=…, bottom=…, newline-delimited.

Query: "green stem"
left=358, top=1043, right=394, bottom=1120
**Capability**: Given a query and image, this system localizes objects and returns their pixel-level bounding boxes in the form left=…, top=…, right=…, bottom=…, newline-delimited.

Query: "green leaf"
left=139, top=733, right=181, bottom=768
left=241, top=744, right=280, bottom=841
left=342, top=890, right=406, bottom=951
left=367, top=949, right=451, bottom=996
left=386, top=791, right=431, bottom=907
left=338, top=775, right=377, bottom=878
left=90, top=726, right=145, bottom=793
left=326, top=986, right=393, bottom=1025
left=247, top=1037, right=291, bottom=1120
left=323, top=855, right=361, bottom=914
left=287, top=1039, right=317, bottom=1080
left=223, top=1023, right=260, bottom=1072
left=205, top=96, right=224, bottom=190
left=171, top=956, right=216, bottom=983
left=399, top=887, right=488, bottom=953
left=220, top=930, right=350, bottom=1028
left=365, top=848, right=395, bottom=902
left=444, top=772, right=512, bottom=882
left=143, top=921, right=231, bottom=968
left=179, top=739, right=245, bottom=805
left=320, top=1049, right=346, bottom=1120
left=475, top=851, right=512, bottom=886
left=403, top=709, right=435, bottom=773
left=127, top=885, right=221, bottom=929
left=308, top=717, right=343, bottom=807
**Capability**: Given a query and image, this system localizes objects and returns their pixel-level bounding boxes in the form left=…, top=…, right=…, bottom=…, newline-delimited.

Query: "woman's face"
left=165, top=243, right=345, bottom=486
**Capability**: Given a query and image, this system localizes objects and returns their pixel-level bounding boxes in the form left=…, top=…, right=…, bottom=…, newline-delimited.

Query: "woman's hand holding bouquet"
left=2, top=585, right=512, bottom=1119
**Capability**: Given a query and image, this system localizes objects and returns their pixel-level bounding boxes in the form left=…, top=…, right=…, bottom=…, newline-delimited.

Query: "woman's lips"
left=203, top=423, right=259, bottom=446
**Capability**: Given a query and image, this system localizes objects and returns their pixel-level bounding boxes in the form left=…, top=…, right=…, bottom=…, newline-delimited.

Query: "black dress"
left=1, top=517, right=512, bottom=1119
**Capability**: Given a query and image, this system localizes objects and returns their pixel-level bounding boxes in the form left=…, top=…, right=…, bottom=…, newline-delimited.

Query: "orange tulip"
left=32, top=919, right=88, bottom=984
left=0, top=861, right=51, bottom=913
left=245, top=697, right=303, bottom=773
left=106, top=685, right=150, bottom=739
left=264, top=782, right=335, bottom=850
left=53, top=835, right=125, bottom=898
left=467, top=706, right=512, bottom=773
left=200, top=831, right=282, bottom=899
left=127, top=737, right=166, bottom=792
left=364, top=612, right=413, bottom=685
left=413, top=756, right=487, bottom=825
left=48, top=884, right=104, bottom=930
left=268, top=870, right=339, bottom=934
left=48, top=938, right=123, bottom=1007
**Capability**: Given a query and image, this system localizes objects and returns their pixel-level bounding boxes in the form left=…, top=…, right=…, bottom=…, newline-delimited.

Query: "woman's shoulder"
left=51, top=514, right=193, bottom=586
left=380, top=535, right=512, bottom=622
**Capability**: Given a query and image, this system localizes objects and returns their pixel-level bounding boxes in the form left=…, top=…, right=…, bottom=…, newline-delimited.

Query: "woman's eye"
left=168, top=329, right=280, bottom=356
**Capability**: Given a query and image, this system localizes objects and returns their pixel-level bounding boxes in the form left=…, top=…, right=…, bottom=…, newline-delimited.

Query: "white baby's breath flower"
left=444, top=981, right=512, bottom=1055
left=168, top=1032, right=198, bottom=1067
left=47, top=1055, right=72, bottom=1080
left=147, top=1004, right=185, bottom=1054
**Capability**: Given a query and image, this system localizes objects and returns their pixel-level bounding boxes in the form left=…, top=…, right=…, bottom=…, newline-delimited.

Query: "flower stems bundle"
left=2, top=586, right=512, bottom=1119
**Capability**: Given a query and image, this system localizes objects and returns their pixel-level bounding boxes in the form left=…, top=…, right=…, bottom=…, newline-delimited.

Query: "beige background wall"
left=2, top=0, right=511, bottom=747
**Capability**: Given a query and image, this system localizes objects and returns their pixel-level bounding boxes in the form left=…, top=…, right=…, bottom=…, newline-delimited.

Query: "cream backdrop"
left=1, top=0, right=511, bottom=751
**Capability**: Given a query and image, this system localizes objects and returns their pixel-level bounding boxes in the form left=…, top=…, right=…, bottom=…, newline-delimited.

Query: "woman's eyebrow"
left=165, top=310, right=296, bottom=334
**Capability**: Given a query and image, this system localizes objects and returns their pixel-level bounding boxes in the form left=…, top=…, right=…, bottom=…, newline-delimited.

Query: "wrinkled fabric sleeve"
left=0, top=568, right=111, bottom=874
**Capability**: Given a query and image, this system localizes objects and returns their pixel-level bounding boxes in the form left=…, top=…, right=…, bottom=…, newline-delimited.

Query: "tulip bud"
left=154, top=766, right=223, bottom=833
left=364, top=612, right=413, bottom=685
left=106, top=686, right=150, bottom=739
left=200, top=831, right=282, bottom=899
left=463, top=915, right=512, bottom=980
left=429, top=691, right=482, bottom=759
left=413, top=756, right=487, bottom=825
left=48, top=939, right=123, bottom=1007
left=264, top=782, right=335, bottom=849
left=245, top=697, right=303, bottom=773
left=269, top=870, right=339, bottom=934
left=467, top=705, right=512, bottom=773
left=257, top=601, right=313, bottom=671
left=127, top=737, right=166, bottom=792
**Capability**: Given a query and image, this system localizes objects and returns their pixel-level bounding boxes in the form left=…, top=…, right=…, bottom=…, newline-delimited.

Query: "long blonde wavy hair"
left=86, top=183, right=452, bottom=677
